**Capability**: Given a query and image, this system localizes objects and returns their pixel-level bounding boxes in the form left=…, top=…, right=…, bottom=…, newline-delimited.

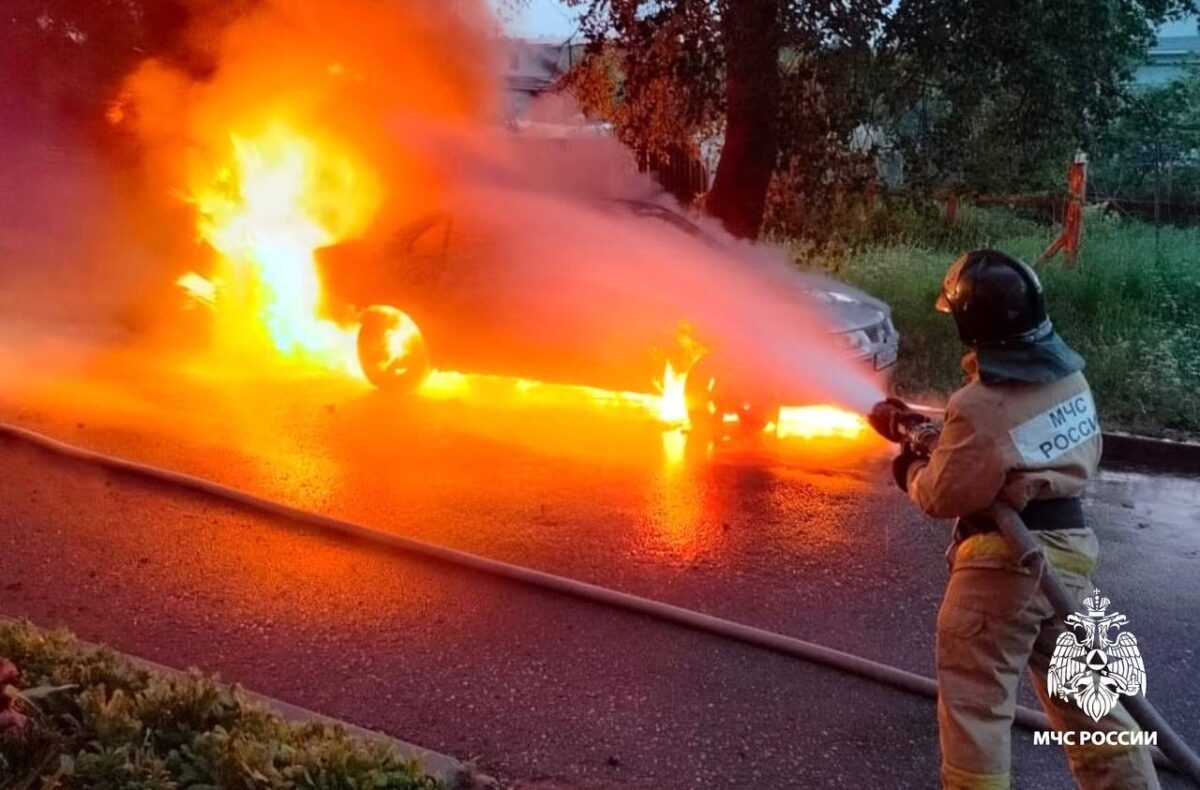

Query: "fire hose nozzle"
left=868, top=398, right=940, bottom=457
left=868, top=398, right=929, bottom=441
left=901, top=421, right=941, bottom=458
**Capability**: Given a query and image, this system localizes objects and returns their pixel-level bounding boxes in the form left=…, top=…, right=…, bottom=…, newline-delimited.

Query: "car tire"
left=684, top=354, right=779, bottom=435
left=357, top=305, right=432, bottom=392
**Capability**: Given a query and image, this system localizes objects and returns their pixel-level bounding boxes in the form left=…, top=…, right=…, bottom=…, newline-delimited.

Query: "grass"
left=816, top=206, right=1200, bottom=438
left=0, top=620, right=441, bottom=789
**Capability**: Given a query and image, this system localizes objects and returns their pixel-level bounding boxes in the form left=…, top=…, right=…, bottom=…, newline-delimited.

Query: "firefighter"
left=869, top=250, right=1159, bottom=789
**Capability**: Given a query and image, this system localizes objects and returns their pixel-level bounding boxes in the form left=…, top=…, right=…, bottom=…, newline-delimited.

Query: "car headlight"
left=839, top=329, right=872, bottom=356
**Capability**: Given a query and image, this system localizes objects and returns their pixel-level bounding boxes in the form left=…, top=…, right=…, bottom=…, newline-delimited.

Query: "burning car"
left=116, top=0, right=885, bottom=441
left=318, top=196, right=897, bottom=433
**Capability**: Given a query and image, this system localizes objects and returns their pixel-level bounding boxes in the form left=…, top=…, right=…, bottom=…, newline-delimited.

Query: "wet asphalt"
left=0, top=328, right=1198, bottom=788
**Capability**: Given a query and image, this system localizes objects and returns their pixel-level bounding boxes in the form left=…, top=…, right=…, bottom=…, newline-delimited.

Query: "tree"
left=876, top=0, right=1199, bottom=194
left=1091, top=64, right=1200, bottom=206
left=562, top=0, right=1196, bottom=240
left=564, top=0, right=887, bottom=239
left=705, top=0, right=782, bottom=238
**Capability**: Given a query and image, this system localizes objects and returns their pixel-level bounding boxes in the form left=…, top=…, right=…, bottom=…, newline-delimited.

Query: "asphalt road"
left=1, top=321, right=1198, bottom=788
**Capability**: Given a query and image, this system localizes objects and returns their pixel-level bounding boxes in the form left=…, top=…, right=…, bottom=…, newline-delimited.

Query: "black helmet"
left=937, top=249, right=1052, bottom=347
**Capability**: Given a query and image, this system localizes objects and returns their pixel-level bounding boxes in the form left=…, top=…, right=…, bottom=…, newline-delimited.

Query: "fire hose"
left=1, top=420, right=1197, bottom=783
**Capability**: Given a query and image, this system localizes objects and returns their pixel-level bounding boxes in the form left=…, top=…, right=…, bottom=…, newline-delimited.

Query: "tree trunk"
left=706, top=0, right=781, bottom=240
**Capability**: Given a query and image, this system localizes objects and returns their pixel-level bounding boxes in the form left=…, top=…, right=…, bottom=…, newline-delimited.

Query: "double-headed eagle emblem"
left=1048, top=589, right=1146, bottom=722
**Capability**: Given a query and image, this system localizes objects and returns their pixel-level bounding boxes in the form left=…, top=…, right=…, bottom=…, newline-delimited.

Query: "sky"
left=491, top=0, right=580, bottom=40
left=1160, top=17, right=1199, bottom=37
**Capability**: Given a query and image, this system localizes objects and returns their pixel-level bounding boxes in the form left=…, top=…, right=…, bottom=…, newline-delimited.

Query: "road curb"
left=1, top=617, right=492, bottom=789
left=225, top=684, right=492, bottom=789
left=1102, top=431, right=1200, bottom=476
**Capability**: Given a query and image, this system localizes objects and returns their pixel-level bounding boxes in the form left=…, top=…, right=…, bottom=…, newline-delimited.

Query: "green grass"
left=819, top=206, right=1200, bottom=438
left=0, top=620, right=440, bottom=789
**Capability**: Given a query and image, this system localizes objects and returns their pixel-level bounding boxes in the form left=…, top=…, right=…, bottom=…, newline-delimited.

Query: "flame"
left=177, top=121, right=700, bottom=426
left=184, top=122, right=381, bottom=374
left=180, top=133, right=698, bottom=423
left=414, top=359, right=693, bottom=430
left=176, top=271, right=217, bottom=307
left=776, top=405, right=869, bottom=440
left=385, top=313, right=424, bottom=364
left=173, top=120, right=864, bottom=444
left=415, top=367, right=675, bottom=415
left=655, top=361, right=690, bottom=426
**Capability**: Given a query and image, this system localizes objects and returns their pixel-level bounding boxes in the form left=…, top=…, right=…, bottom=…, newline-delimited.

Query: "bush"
left=825, top=210, right=1200, bottom=438
left=0, top=620, right=441, bottom=790
left=865, top=202, right=1047, bottom=252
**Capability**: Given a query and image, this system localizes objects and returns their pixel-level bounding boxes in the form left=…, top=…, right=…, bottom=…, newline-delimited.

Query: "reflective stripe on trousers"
left=937, top=528, right=1160, bottom=790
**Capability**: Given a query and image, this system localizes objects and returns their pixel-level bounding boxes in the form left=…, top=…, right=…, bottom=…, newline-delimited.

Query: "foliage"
left=759, top=44, right=883, bottom=243
left=562, top=0, right=1197, bottom=239
left=564, top=1, right=726, bottom=156
left=1092, top=64, right=1200, bottom=206
left=0, top=620, right=440, bottom=790
left=563, top=0, right=886, bottom=148
left=825, top=209, right=1200, bottom=437
left=562, top=0, right=890, bottom=238
left=878, top=0, right=1199, bottom=195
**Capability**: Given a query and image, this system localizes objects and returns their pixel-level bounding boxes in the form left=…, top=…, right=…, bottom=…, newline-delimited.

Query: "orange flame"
left=177, top=122, right=705, bottom=429
left=176, top=126, right=867, bottom=443
left=776, top=405, right=869, bottom=440
left=125, top=0, right=875, bottom=458
left=184, top=123, right=380, bottom=374
left=655, top=361, right=690, bottom=426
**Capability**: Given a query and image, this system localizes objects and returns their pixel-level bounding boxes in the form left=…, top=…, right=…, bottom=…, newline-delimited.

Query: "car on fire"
left=318, top=197, right=898, bottom=432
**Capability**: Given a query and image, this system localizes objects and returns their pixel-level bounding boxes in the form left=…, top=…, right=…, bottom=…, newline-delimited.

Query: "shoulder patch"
left=1008, top=390, right=1100, bottom=465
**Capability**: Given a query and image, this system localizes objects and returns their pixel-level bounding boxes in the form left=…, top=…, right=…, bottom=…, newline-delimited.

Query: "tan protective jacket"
left=906, top=361, right=1101, bottom=518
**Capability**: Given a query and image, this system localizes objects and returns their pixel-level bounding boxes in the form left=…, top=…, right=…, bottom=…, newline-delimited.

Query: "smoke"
left=118, top=0, right=497, bottom=229
left=0, top=119, right=167, bottom=330
left=57, top=0, right=885, bottom=413
left=430, top=154, right=887, bottom=410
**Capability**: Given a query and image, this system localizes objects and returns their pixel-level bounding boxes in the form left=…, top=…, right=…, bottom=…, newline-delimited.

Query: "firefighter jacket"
left=905, top=369, right=1100, bottom=519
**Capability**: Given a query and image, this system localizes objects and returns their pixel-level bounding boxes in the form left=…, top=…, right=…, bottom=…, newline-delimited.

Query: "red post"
left=1039, top=152, right=1088, bottom=267
left=1063, top=153, right=1087, bottom=266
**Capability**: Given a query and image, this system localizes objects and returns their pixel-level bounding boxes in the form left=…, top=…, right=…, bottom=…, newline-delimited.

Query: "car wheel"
left=357, top=305, right=431, bottom=392
left=683, top=355, right=720, bottom=431
left=684, top=354, right=779, bottom=435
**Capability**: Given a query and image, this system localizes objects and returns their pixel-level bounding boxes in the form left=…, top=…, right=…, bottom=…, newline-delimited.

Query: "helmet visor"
left=937, top=254, right=969, bottom=313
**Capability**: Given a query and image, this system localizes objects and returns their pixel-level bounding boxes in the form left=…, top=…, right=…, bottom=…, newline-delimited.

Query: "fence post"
left=1063, top=152, right=1087, bottom=266
left=1038, top=152, right=1087, bottom=267
left=944, top=191, right=959, bottom=224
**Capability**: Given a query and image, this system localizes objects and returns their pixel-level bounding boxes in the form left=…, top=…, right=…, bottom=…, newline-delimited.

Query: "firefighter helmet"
left=937, top=250, right=1052, bottom=347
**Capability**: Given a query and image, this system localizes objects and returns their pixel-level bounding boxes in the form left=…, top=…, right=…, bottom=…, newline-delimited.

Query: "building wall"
left=501, top=38, right=586, bottom=120
left=1136, top=32, right=1200, bottom=87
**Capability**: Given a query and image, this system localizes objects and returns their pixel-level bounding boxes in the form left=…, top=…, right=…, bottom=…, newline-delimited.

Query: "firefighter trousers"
left=936, top=528, right=1159, bottom=790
